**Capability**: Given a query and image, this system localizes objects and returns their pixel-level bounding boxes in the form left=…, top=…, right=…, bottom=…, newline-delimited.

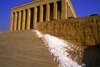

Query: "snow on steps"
left=0, top=29, right=84, bottom=67
left=33, top=30, right=84, bottom=67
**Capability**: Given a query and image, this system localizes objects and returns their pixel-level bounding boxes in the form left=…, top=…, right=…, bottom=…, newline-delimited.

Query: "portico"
left=10, top=0, right=77, bottom=31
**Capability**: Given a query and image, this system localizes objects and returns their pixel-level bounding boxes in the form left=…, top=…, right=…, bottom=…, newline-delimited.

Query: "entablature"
left=11, top=0, right=61, bottom=12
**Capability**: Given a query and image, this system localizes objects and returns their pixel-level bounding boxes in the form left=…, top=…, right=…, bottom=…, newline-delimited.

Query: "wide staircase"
left=0, top=29, right=59, bottom=67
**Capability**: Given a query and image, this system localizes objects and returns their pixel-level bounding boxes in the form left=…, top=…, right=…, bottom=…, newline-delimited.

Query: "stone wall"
left=37, top=15, right=100, bottom=48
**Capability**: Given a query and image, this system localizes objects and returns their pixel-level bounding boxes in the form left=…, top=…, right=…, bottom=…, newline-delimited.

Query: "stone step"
left=0, top=43, right=46, bottom=47
left=1, top=29, right=34, bottom=34
left=0, top=48, right=51, bottom=56
left=0, top=56, right=45, bottom=67
left=0, top=30, right=59, bottom=67
left=0, top=52, right=58, bottom=67
left=0, top=35, right=37, bottom=38
left=0, top=38, right=44, bottom=43
left=75, top=49, right=84, bottom=65
left=0, top=42, right=46, bottom=47
left=66, top=40, right=83, bottom=48
left=0, top=32, right=35, bottom=34
left=0, top=36, right=36, bottom=39
left=66, top=45, right=77, bottom=53
left=0, top=32, right=36, bottom=35
left=0, top=60, right=19, bottom=67
left=67, top=47, right=80, bottom=58
left=0, top=45, right=48, bottom=51
left=0, top=42, right=46, bottom=48
left=70, top=48, right=81, bottom=61
left=73, top=48, right=83, bottom=65
left=0, top=49, right=54, bottom=61
left=0, top=38, right=42, bottom=41
left=0, top=30, right=36, bottom=38
left=0, top=34, right=36, bottom=38
left=65, top=45, right=83, bottom=65
left=0, top=40, right=43, bottom=44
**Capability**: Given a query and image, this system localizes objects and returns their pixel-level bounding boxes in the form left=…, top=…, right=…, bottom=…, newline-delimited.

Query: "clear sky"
left=0, top=0, right=100, bottom=31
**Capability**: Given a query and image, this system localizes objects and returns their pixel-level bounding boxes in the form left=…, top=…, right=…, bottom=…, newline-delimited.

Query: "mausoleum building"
left=10, top=0, right=77, bottom=31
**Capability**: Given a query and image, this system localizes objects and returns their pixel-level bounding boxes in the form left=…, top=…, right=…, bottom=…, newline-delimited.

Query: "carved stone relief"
left=37, top=16, right=100, bottom=47
left=46, top=23, right=54, bottom=35
left=54, top=23, right=60, bottom=36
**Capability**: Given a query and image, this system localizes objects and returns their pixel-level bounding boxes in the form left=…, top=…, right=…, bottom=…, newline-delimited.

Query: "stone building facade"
left=10, top=0, right=77, bottom=31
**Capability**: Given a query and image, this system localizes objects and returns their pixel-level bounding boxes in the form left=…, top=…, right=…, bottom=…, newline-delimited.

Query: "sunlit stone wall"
left=37, top=15, right=100, bottom=48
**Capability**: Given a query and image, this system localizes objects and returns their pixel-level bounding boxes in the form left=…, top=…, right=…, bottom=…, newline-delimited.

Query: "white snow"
left=32, top=30, right=82, bottom=67
left=32, top=30, right=43, bottom=37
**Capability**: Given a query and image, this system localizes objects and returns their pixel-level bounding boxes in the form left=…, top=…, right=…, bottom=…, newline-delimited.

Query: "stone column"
left=69, top=9, right=71, bottom=17
left=18, top=11, right=21, bottom=30
left=33, top=7, right=37, bottom=29
left=72, top=11, right=74, bottom=17
left=71, top=11, right=73, bottom=17
left=14, top=12, right=18, bottom=30
left=70, top=11, right=72, bottom=17
left=61, top=0, right=68, bottom=19
left=69, top=10, right=71, bottom=17
left=27, top=8, right=31, bottom=29
left=39, top=5, right=43, bottom=22
left=68, top=6, right=70, bottom=17
left=22, top=10, right=26, bottom=30
left=46, top=3, right=50, bottom=21
left=72, top=13, right=74, bottom=17
left=53, top=1, right=57, bottom=20
left=10, top=12, right=14, bottom=31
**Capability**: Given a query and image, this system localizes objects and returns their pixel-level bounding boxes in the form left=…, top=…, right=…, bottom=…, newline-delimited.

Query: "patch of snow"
left=32, top=30, right=82, bottom=67
left=32, top=30, right=43, bottom=37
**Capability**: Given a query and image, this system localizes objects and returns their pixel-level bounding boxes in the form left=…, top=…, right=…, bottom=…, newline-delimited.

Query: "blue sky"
left=0, top=0, right=100, bottom=31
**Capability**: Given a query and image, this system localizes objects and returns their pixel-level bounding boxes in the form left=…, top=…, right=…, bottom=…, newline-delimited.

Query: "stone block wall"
left=37, top=15, right=100, bottom=48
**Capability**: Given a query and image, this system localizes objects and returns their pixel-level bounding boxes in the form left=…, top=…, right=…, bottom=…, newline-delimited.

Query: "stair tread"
left=0, top=56, right=45, bottom=67
left=0, top=46, right=48, bottom=51
left=0, top=53, right=58, bottom=67
left=0, top=30, right=59, bottom=67
left=0, top=44, right=46, bottom=48
left=0, top=49, right=54, bottom=61
left=0, top=60, right=19, bottom=67
left=0, top=45, right=47, bottom=49
left=0, top=48, right=51, bottom=56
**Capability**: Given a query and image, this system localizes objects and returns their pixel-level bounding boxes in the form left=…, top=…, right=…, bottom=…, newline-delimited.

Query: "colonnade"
left=10, top=0, right=75, bottom=31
